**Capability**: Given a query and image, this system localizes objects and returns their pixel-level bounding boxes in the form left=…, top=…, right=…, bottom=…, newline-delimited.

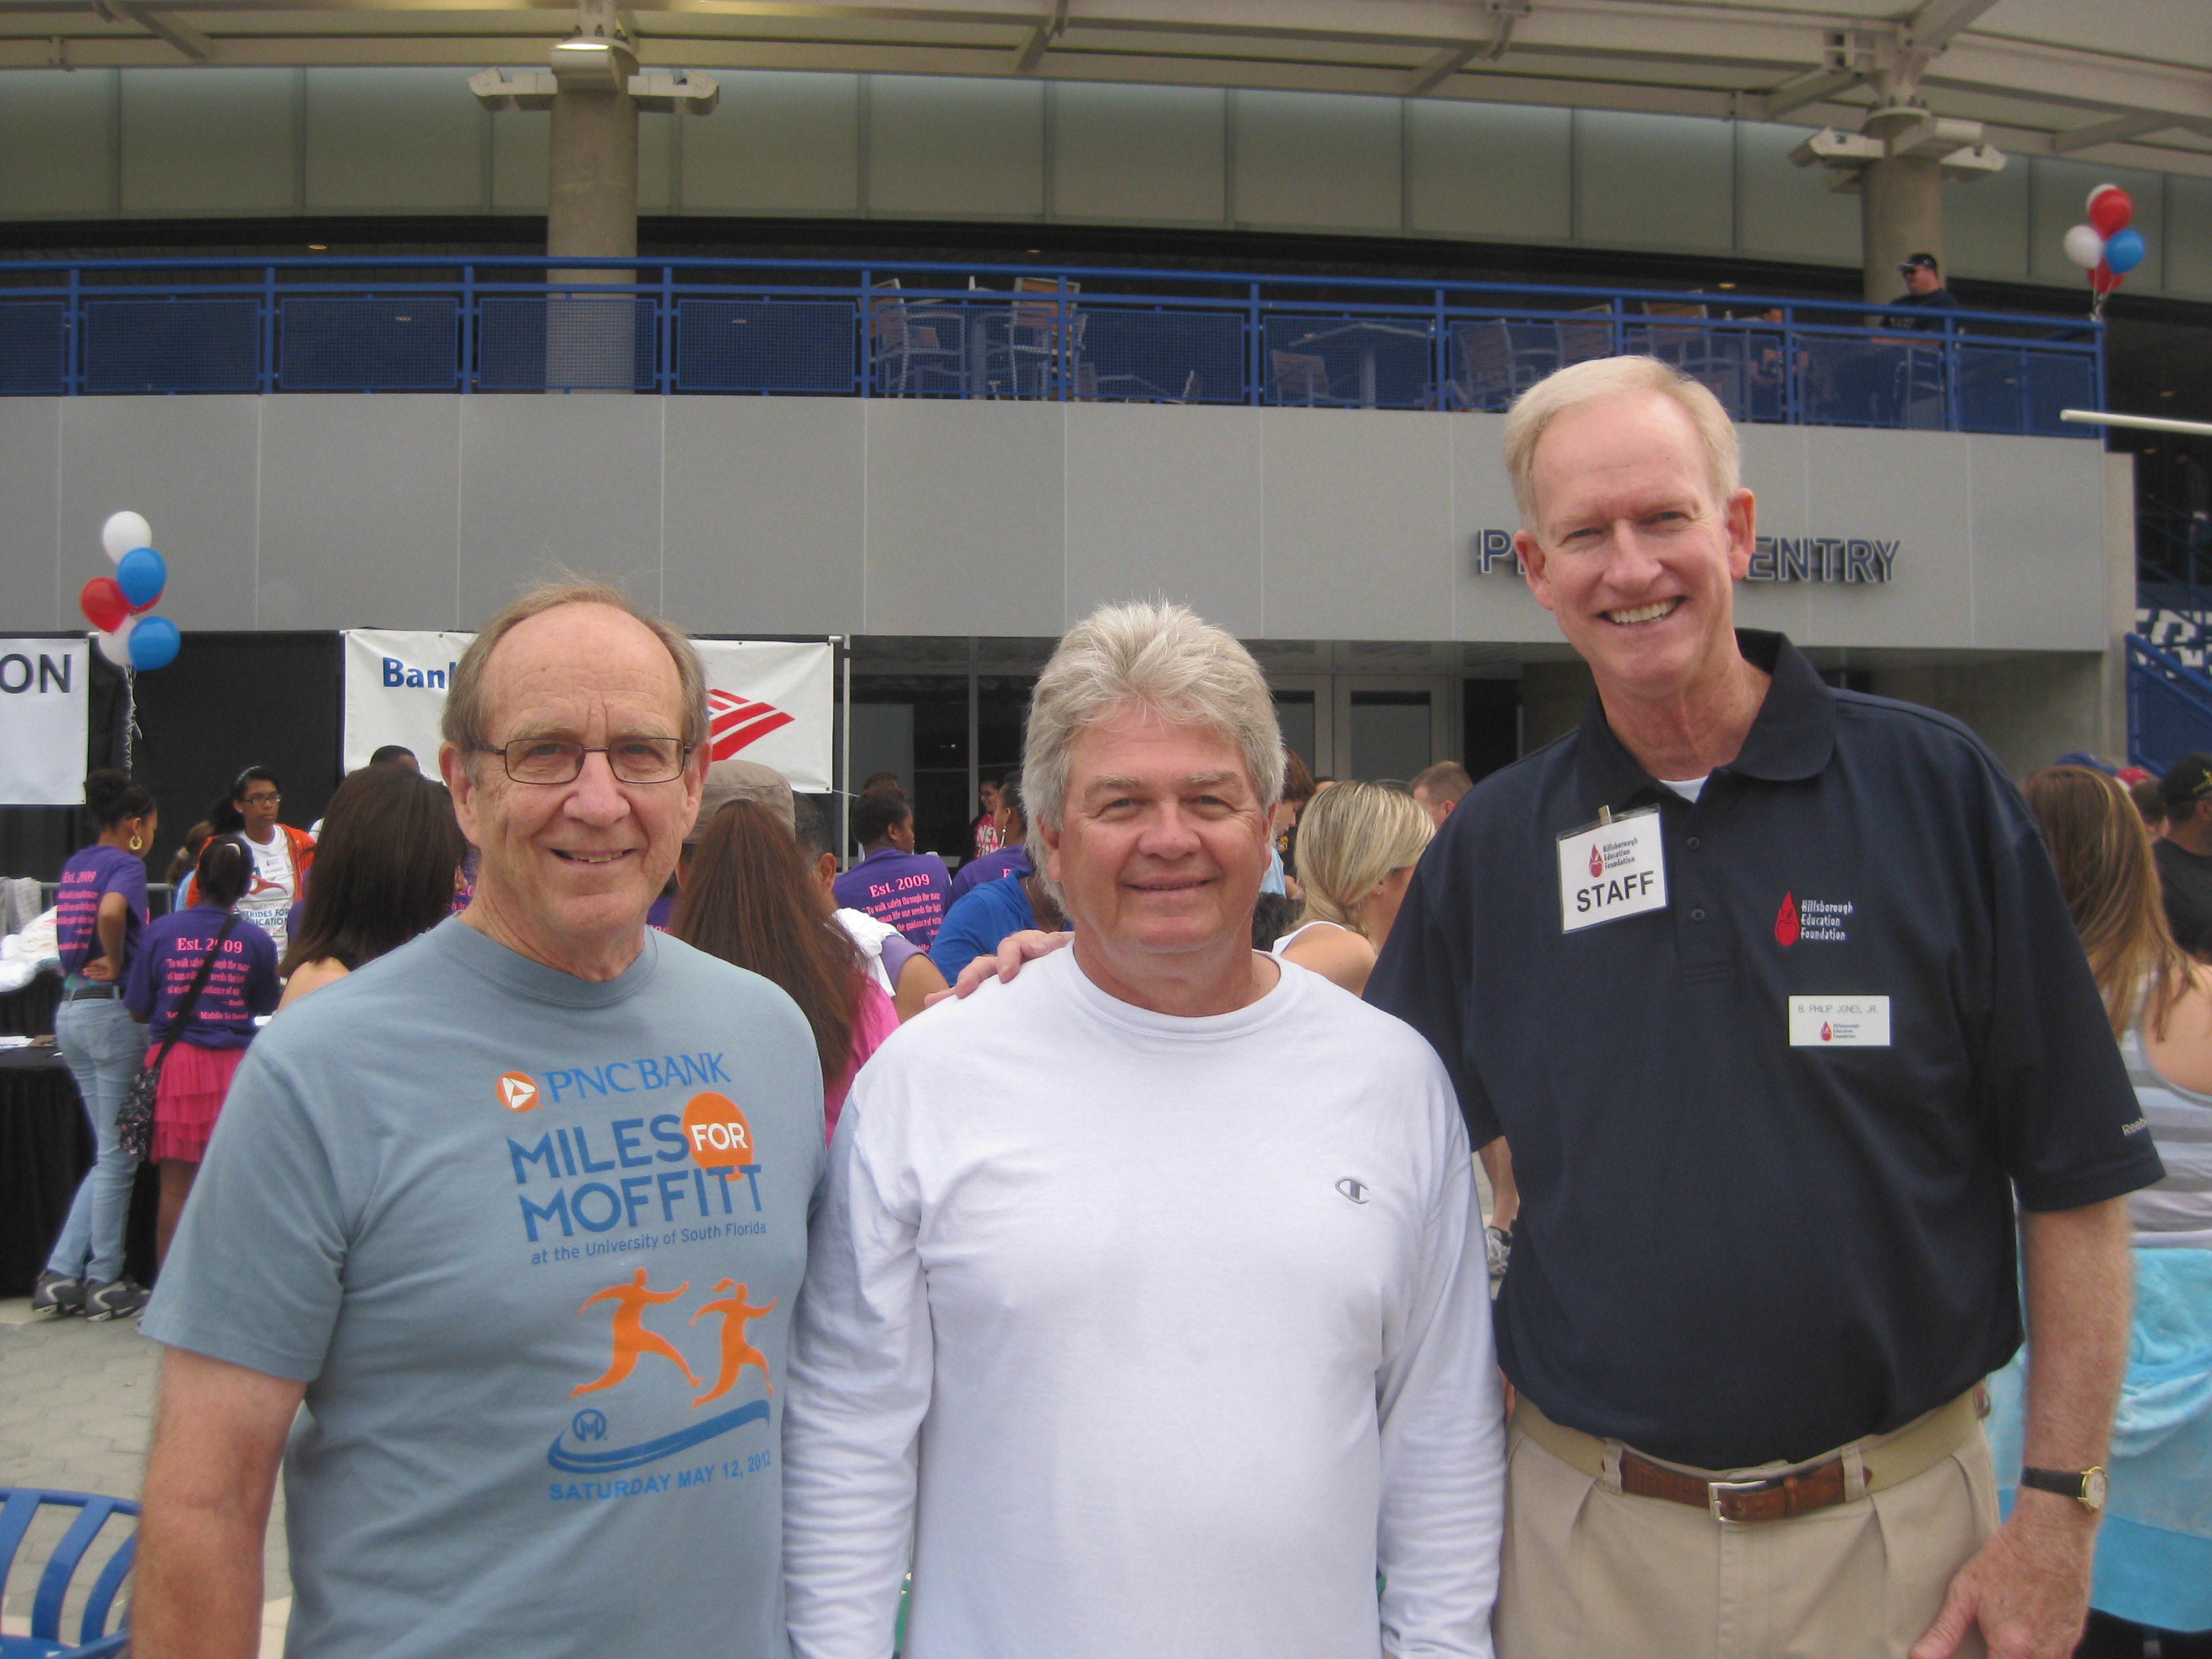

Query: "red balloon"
left=79, top=575, right=129, bottom=634
left=2089, top=260, right=2125, bottom=295
left=2089, top=188, right=2133, bottom=238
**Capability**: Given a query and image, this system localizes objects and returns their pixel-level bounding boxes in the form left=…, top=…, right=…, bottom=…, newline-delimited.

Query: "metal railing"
left=0, top=255, right=2104, bottom=436
left=2126, top=634, right=2212, bottom=774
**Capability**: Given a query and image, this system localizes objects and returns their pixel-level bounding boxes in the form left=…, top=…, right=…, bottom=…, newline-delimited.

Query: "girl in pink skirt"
left=125, top=836, right=281, bottom=1265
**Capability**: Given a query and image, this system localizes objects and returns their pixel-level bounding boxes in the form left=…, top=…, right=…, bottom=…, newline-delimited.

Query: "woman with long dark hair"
left=1990, top=766, right=2212, bottom=1657
left=127, top=835, right=281, bottom=1265
left=35, top=769, right=158, bottom=1321
left=277, top=763, right=468, bottom=1008
left=674, top=798, right=899, bottom=1142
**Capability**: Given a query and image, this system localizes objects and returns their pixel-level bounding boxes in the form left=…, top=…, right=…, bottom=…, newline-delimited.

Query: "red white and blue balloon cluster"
left=78, top=510, right=182, bottom=672
left=2062, top=185, right=2148, bottom=314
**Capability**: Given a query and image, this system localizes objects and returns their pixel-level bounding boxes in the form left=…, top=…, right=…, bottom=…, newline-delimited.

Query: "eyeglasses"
left=480, top=736, right=691, bottom=786
left=241, top=793, right=281, bottom=806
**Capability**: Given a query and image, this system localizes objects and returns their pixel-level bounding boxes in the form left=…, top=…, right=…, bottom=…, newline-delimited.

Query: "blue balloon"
left=2104, top=228, right=2146, bottom=274
left=127, top=615, right=180, bottom=672
left=115, top=546, right=167, bottom=609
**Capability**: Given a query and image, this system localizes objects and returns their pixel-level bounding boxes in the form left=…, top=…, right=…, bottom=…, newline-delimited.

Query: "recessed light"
left=308, top=243, right=327, bottom=250
left=2161, top=388, right=2177, bottom=397
left=1717, top=281, right=1736, bottom=289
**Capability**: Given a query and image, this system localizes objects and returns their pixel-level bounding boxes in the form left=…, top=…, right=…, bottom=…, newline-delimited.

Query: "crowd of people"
left=18, top=346, right=2210, bottom=1659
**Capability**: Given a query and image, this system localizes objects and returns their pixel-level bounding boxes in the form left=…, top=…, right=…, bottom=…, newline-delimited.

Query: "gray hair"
left=1503, top=355, right=1742, bottom=531
left=442, top=579, right=709, bottom=776
left=1024, top=601, right=1285, bottom=836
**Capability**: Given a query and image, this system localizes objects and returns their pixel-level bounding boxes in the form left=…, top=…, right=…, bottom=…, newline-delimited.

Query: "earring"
left=129, top=834, right=144, bottom=851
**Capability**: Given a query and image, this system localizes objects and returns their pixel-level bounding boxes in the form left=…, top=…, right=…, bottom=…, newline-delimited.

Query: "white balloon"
left=101, top=510, right=151, bottom=565
left=2062, top=224, right=2106, bottom=270
left=94, top=617, right=138, bottom=667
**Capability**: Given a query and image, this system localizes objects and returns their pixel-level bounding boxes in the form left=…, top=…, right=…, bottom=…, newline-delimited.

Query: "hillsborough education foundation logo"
left=708, top=689, right=795, bottom=761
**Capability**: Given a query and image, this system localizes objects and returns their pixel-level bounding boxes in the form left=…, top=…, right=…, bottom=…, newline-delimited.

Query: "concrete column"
left=1858, top=108, right=1943, bottom=302
left=548, top=83, right=638, bottom=262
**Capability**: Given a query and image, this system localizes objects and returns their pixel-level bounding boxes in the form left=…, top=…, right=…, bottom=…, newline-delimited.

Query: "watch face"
left=2083, top=1469, right=2108, bottom=1511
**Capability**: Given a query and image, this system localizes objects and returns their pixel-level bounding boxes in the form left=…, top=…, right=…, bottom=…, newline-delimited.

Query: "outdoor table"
left=1288, top=319, right=1435, bottom=407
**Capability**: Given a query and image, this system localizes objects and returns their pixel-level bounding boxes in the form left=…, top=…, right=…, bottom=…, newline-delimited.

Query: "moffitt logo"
left=708, top=689, right=794, bottom=761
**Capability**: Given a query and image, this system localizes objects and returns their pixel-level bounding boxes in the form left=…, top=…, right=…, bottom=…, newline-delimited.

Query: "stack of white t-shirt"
left=784, top=947, right=1503, bottom=1659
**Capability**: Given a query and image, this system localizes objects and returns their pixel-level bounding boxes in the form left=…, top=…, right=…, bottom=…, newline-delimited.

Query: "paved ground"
left=0, top=1297, right=291, bottom=1655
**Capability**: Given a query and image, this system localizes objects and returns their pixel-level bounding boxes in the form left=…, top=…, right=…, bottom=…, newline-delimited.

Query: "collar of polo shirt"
left=1574, top=631, right=1838, bottom=816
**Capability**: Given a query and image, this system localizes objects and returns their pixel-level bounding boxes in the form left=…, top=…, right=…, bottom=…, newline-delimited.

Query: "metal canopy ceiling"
left=4, top=0, right=2209, bottom=179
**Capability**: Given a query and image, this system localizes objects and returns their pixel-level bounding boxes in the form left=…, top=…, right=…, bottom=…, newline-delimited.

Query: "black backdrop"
left=0, top=632, right=343, bottom=887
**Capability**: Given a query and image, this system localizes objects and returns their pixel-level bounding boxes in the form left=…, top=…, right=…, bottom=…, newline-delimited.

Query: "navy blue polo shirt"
left=1368, top=630, right=2161, bottom=1469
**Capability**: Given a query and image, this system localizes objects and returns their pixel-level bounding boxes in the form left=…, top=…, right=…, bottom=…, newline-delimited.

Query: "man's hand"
left=1910, top=1494, right=2095, bottom=1659
left=81, top=956, right=117, bottom=983
left=924, top=930, right=1073, bottom=1006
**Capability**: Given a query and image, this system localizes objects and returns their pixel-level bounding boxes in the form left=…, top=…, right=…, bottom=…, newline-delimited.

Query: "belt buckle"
left=1708, top=1476, right=1774, bottom=1522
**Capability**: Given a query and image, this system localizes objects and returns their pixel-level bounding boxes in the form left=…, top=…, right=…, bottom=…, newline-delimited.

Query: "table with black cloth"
left=0, top=975, right=160, bottom=1297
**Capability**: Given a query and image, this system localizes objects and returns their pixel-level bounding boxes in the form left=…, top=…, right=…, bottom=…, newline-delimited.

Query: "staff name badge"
left=1557, top=806, right=1668, bottom=934
left=1788, top=996, right=1891, bottom=1047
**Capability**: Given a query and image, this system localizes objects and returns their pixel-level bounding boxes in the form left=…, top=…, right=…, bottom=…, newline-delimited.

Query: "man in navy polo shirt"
left=1368, top=355, right=2163, bottom=1659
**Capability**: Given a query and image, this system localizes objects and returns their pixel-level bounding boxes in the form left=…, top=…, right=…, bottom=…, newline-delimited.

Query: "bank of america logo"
left=708, top=689, right=794, bottom=760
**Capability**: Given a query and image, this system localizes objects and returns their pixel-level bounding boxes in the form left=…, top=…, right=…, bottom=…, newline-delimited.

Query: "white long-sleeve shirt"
left=783, top=948, right=1503, bottom=1659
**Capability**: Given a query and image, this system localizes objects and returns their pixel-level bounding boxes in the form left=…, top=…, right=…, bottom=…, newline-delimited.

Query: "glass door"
left=1332, top=678, right=1454, bottom=783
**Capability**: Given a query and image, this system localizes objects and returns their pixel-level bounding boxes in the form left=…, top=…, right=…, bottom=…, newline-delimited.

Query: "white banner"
left=0, top=638, right=90, bottom=806
left=342, top=630, right=834, bottom=792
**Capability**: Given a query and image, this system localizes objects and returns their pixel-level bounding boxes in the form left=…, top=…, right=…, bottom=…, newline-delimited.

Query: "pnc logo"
left=681, top=1091, right=756, bottom=1169
left=708, top=689, right=796, bottom=762
left=1588, top=843, right=1603, bottom=879
left=1774, top=893, right=1800, bottom=948
left=498, top=1071, right=541, bottom=1113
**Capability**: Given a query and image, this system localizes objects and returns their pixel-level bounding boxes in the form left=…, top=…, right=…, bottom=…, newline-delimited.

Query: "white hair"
left=1503, top=355, right=1742, bottom=529
left=1024, top=601, right=1285, bottom=838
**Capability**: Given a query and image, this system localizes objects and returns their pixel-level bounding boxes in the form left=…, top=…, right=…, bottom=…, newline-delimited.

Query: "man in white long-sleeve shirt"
left=783, top=600, right=1504, bottom=1659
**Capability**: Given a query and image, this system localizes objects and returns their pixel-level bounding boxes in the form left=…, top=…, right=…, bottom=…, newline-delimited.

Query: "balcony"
left=0, top=256, right=2102, bottom=438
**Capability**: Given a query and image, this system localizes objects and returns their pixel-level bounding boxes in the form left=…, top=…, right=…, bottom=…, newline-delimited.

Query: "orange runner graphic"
left=689, top=1279, right=779, bottom=1406
left=571, top=1267, right=701, bottom=1398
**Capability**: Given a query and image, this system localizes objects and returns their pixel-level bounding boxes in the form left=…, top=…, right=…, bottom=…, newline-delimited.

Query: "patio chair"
left=867, top=279, right=963, bottom=396
left=0, top=1488, right=138, bottom=1658
left=1269, top=350, right=1350, bottom=406
left=1000, top=277, right=1084, bottom=396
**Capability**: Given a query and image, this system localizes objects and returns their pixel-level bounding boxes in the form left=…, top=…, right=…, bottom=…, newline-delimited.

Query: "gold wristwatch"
left=2019, top=1466, right=2108, bottom=1512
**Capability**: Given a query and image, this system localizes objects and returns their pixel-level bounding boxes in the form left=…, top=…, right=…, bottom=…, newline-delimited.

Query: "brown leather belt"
left=1515, top=1387, right=1986, bottom=1525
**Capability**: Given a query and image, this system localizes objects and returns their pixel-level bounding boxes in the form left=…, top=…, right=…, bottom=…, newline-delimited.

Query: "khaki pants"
left=1495, top=1404, right=2000, bottom=1659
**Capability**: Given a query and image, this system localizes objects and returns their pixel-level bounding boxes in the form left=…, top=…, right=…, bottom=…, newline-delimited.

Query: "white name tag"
left=1557, top=807, right=1668, bottom=934
left=1789, top=996, right=1891, bottom=1046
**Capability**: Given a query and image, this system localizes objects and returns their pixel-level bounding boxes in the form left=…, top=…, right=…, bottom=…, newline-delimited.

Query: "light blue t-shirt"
left=143, top=917, right=825, bottom=1659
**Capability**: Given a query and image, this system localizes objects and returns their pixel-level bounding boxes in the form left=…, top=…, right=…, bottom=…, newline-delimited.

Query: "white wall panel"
left=0, top=403, right=61, bottom=629
left=489, top=106, right=548, bottom=211
left=119, top=68, right=295, bottom=213
left=0, top=71, right=115, bottom=218
left=2168, top=176, right=2212, bottom=299
left=1407, top=102, right=1571, bottom=243
left=1736, top=121, right=1858, bottom=267
left=305, top=68, right=482, bottom=211
left=867, top=76, right=1044, bottom=218
left=680, top=71, right=860, bottom=215
left=1574, top=110, right=1733, bottom=255
left=1943, top=162, right=2030, bottom=282
left=1262, top=409, right=1452, bottom=637
left=1232, top=91, right=1400, bottom=232
left=1052, top=83, right=1225, bottom=224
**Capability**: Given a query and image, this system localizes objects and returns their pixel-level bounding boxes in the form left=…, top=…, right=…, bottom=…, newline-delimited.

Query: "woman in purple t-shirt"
left=125, top=835, right=281, bottom=1266
left=35, top=769, right=157, bottom=1322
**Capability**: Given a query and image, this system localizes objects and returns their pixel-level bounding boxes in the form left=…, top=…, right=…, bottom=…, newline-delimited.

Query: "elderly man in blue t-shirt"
left=134, top=581, right=824, bottom=1659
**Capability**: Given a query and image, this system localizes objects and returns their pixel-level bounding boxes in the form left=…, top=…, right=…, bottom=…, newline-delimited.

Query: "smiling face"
left=443, top=602, right=706, bottom=981
left=1513, top=390, right=1755, bottom=708
left=1038, top=703, right=1273, bottom=1006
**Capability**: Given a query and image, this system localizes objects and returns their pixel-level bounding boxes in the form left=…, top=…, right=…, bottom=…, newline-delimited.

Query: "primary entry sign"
left=342, top=630, right=834, bottom=792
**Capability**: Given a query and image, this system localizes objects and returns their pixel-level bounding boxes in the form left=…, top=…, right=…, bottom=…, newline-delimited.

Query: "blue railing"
left=0, top=255, right=2102, bottom=435
left=2126, top=634, right=2212, bottom=774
